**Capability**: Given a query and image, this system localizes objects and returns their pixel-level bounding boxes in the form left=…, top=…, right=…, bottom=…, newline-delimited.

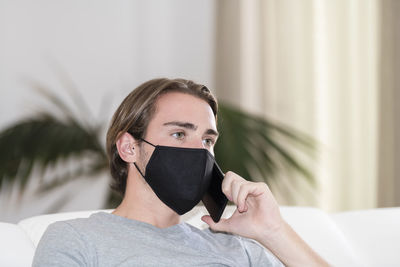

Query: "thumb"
left=201, top=215, right=231, bottom=233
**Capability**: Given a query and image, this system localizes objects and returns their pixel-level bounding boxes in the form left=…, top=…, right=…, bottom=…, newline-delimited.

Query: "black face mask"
left=134, top=139, right=223, bottom=216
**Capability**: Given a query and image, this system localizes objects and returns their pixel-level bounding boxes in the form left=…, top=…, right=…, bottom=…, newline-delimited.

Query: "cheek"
left=137, top=145, right=151, bottom=165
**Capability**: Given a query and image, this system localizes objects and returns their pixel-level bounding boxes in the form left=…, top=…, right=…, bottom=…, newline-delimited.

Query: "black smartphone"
left=202, top=162, right=228, bottom=222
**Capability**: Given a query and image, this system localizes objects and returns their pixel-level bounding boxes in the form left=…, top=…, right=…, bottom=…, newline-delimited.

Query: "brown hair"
left=106, top=78, right=218, bottom=196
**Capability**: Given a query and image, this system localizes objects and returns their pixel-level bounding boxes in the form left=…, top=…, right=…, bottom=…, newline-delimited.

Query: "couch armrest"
left=0, top=222, right=35, bottom=267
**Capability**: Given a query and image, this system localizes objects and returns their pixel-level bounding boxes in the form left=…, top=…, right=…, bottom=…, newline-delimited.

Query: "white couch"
left=1, top=205, right=399, bottom=267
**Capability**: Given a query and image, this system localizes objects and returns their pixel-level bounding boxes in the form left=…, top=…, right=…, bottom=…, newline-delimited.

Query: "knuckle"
left=232, top=179, right=240, bottom=186
left=225, top=171, right=234, bottom=176
left=222, top=185, right=229, bottom=194
left=238, top=182, right=247, bottom=191
left=258, top=182, right=269, bottom=190
left=221, top=181, right=231, bottom=194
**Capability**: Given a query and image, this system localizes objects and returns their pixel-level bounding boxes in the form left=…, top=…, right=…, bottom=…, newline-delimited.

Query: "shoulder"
left=38, top=212, right=110, bottom=247
left=41, top=218, right=90, bottom=243
left=39, top=213, right=98, bottom=243
left=32, top=213, right=104, bottom=267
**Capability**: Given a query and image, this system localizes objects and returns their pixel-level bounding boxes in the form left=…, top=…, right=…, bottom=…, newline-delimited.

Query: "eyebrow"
left=205, top=128, right=219, bottom=137
left=163, top=121, right=219, bottom=137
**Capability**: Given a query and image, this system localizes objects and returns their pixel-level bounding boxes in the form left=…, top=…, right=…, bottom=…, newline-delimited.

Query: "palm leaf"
left=0, top=114, right=106, bottom=192
left=215, top=103, right=316, bottom=185
left=0, top=84, right=104, bottom=191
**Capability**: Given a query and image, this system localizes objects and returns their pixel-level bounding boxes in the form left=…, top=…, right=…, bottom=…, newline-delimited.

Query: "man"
left=33, top=78, right=328, bottom=266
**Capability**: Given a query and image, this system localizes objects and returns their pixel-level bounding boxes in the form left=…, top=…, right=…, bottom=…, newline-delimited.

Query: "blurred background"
left=0, top=0, right=399, bottom=223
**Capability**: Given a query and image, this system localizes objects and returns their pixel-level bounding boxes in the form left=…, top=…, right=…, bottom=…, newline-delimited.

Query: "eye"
left=172, top=132, right=185, bottom=140
left=202, top=138, right=215, bottom=147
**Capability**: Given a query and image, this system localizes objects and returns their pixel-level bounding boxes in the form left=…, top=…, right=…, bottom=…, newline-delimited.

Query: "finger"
left=201, top=215, right=231, bottom=233
left=250, top=182, right=269, bottom=198
left=221, top=172, right=234, bottom=201
left=238, top=182, right=270, bottom=212
left=231, top=179, right=242, bottom=206
left=222, top=172, right=247, bottom=203
left=237, top=183, right=250, bottom=212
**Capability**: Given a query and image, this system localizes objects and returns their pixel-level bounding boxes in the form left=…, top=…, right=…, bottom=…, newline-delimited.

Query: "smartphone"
left=202, top=162, right=228, bottom=222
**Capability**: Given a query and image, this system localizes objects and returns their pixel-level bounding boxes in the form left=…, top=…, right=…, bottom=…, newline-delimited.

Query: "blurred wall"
left=0, top=0, right=216, bottom=222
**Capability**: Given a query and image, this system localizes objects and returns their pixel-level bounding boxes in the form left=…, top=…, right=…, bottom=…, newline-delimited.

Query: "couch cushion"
left=0, top=222, right=35, bottom=267
left=281, top=206, right=363, bottom=267
left=331, top=207, right=400, bottom=267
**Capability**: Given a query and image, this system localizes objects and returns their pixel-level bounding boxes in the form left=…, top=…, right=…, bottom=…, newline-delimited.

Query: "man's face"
left=137, top=92, right=218, bottom=168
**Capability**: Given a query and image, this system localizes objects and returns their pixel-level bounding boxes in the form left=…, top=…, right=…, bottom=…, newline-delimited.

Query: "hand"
left=202, top=171, right=330, bottom=267
left=201, top=171, right=284, bottom=241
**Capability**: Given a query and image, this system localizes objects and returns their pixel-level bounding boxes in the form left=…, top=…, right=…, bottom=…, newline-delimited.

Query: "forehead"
left=151, top=92, right=216, bottom=128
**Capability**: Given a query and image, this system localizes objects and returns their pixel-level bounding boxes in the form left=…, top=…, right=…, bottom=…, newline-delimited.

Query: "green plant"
left=0, top=85, right=316, bottom=210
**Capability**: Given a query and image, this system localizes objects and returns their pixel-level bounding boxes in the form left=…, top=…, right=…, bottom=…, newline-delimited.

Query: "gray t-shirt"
left=33, top=212, right=284, bottom=266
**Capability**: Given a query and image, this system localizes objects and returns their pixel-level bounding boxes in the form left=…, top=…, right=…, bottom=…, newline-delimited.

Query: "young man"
left=33, top=78, right=328, bottom=266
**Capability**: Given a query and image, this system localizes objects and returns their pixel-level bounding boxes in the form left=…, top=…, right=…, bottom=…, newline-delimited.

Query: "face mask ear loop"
left=140, top=138, right=156, bottom=147
left=133, top=139, right=155, bottom=178
left=133, top=162, right=146, bottom=178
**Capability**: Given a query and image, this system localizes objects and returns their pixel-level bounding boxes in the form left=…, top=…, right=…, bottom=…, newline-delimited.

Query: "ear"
left=116, top=132, right=137, bottom=163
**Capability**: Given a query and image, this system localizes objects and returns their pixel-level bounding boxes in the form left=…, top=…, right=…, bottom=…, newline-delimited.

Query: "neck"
left=112, top=171, right=180, bottom=228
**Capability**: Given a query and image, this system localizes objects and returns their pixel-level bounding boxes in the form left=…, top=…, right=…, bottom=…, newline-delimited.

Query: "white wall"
left=0, top=0, right=216, bottom=222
